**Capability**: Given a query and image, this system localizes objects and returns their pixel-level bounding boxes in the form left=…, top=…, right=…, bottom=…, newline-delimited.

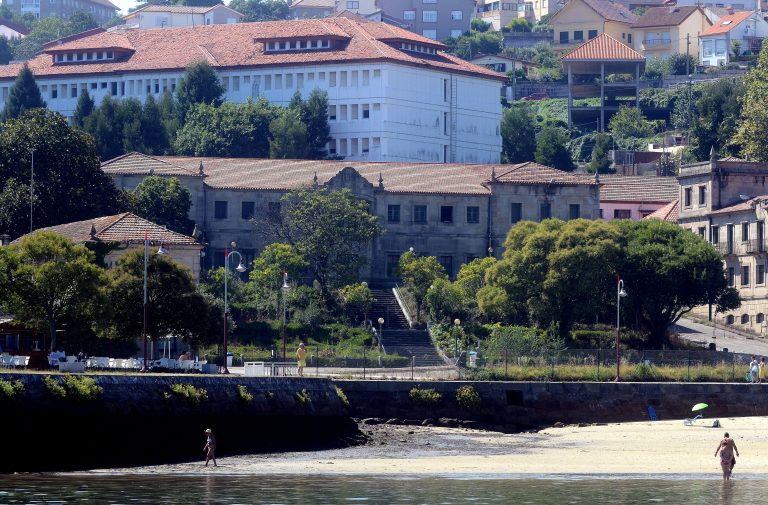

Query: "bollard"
left=363, top=346, right=366, bottom=380
left=411, top=355, right=415, bottom=380
left=504, top=349, right=508, bottom=379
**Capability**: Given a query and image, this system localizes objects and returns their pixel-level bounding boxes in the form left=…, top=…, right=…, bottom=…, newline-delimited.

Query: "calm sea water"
left=0, top=475, right=760, bottom=504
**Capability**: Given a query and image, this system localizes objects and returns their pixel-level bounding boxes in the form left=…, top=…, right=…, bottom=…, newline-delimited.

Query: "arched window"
left=741, top=314, right=750, bottom=324
left=726, top=315, right=735, bottom=325
left=757, top=313, right=765, bottom=324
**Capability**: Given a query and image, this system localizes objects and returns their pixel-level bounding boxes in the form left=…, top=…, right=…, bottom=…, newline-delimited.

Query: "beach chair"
left=647, top=405, right=658, bottom=421
left=684, top=414, right=702, bottom=426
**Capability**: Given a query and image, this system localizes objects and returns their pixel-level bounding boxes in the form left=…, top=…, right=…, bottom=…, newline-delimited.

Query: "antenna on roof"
left=378, top=172, right=384, bottom=189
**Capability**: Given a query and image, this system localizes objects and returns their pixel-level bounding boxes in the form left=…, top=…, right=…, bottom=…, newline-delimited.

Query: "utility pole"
left=29, top=149, right=34, bottom=233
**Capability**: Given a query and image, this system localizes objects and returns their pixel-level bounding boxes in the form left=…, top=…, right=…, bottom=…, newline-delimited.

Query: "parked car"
left=522, top=92, right=549, bottom=100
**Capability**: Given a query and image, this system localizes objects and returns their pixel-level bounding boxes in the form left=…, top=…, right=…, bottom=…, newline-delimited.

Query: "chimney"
left=0, top=234, right=10, bottom=246
left=726, top=5, right=734, bottom=13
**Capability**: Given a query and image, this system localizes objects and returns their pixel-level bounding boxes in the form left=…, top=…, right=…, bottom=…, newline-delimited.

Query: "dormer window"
left=263, top=39, right=331, bottom=53
left=52, top=49, right=119, bottom=65
left=399, top=42, right=437, bottom=55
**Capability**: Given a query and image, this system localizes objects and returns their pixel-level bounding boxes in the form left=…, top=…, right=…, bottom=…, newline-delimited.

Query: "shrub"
left=62, top=375, right=103, bottom=401
left=169, top=383, right=208, bottom=405
left=0, top=379, right=24, bottom=400
left=42, top=376, right=67, bottom=399
left=455, top=385, right=481, bottom=410
left=237, top=384, right=253, bottom=404
left=294, top=389, right=311, bottom=407
left=626, top=362, right=660, bottom=382
left=409, top=386, right=442, bottom=406
left=335, top=386, right=349, bottom=406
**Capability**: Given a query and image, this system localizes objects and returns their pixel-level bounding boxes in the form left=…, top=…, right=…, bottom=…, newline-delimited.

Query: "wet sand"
left=90, top=417, right=768, bottom=477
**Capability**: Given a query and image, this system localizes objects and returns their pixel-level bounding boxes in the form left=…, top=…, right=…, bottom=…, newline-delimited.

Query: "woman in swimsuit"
left=715, top=432, right=739, bottom=480
left=204, top=428, right=217, bottom=467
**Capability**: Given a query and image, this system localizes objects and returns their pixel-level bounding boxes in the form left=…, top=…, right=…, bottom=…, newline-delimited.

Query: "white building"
left=121, top=4, right=244, bottom=29
left=699, top=10, right=768, bottom=66
left=0, top=18, right=29, bottom=39
left=0, top=19, right=504, bottom=164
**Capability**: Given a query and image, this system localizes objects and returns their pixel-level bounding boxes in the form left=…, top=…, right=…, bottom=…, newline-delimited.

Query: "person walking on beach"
left=204, top=429, right=217, bottom=467
left=296, top=343, right=307, bottom=377
left=749, top=356, right=759, bottom=383
left=715, top=432, right=739, bottom=480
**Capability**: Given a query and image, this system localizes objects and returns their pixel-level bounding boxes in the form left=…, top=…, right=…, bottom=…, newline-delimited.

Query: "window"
left=612, top=208, right=631, bottom=219
left=403, top=10, right=415, bottom=19
left=540, top=202, right=551, bottom=220
left=569, top=204, right=580, bottom=220
left=414, top=205, right=427, bottom=224
left=727, top=224, right=734, bottom=253
left=711, top=225, right=720, bottom=244
left=511, top=203, right=522, bottom=224
left=339, top=105, right=347, bottom=120
left=588, top=29, right=598, bottom=39
left=440, top=206, right=453, bottom=224
left=51, top=87, right=58, bottom=99
left=574, top=30, right=583, bottom=41
left=241, top=201, right=255, bottom=220
left=698, top=227, right=706, bottom=238
left=70, top=85, right=77, bottom=98
left=559, top=31, right=568, bottom=43
left=362, top=104, right=370, bottom=118
left=466, top=206, right=480, bottom=224
left=627, top=33, right=632, bottom=43
left=214, top=201, right=228, bottom=219
left=758, top=264, right=765, bottom=285
left=351, top=104, right=358, bottom=120
left=451, top=10, right=463, bottom=19
left=387, top=204, right=400, bottom=223
left=329, top=72, right=336, bottom=87
left=451, top=29, right=463, bottom=37
left=742, top=222, right=750, bottom=242
left=759, top=221, right=765, bottom=251
left=741, top=314, right=750, bottom=324
left=728, top=267, right=735, bottom=287
left=699, top=185, right=707, bottom=205
left=387, top=254, right=400, bottom=277
left=726, top=314, right=734, bottom=324
left=423, top=10, right=437, bottom=22
left=438, top=256, right=454, bottom=277
left=346, top=0, right=359, bottom=7
left=328, top=105, right=336, bottom=120
left=758, top=313, right=765, bottom=324
left=742, top=265, right=750, bottom=286
left=340, top=71, right=347, bottom=87
left=268, top=202, right=281, bottom=219
left=422, top=29, right=437, bottom=39
left=684, top=187, right=692, bottom=207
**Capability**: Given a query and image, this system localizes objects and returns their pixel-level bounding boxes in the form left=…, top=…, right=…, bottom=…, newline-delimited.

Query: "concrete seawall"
left=337, top=380, right=768, bottom=430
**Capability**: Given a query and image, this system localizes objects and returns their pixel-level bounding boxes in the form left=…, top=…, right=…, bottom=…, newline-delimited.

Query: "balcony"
left=744, top=240, right=767, bottom=254
left=642, top=38, right=672, bottom=50
left=714, top=241, right=767, bottom=255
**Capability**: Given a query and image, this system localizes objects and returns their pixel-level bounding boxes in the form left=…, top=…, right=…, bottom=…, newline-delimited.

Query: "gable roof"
left=556, top=0, right=638, bottom=24
left=562, top=33, right=645, bottom=61
left=0, top=18, right=30, bottom=36
left=290, top=0, right=336, bottom=9
left=700, top=10, right=753, bottom=36
left=644, top=199, right=679, bottom=222
left=0, top=18, right=505, bottom=82
left=599, top=175, right=679, bottom=202
left=631, top=6, right=705, bottom=28
left=13, top=212, right=201, bottom=246
left=101, top=153, right=598, bottom=196
left=709, top=195, right=768, bottom=215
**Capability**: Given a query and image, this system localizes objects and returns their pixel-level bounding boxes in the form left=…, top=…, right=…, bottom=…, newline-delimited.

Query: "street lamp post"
left=282, top=272, right=290, bottom=361
left=453, top=318, right=461, bottom=364
left=29, top=149, right=34, bottom=233
left=615, top=278, right=628, bottom=381
left=377, top=317, right=384, bottom=351
left=223, top=243, right=246, bottom=374
left=141, top=231, right=167, bottom=372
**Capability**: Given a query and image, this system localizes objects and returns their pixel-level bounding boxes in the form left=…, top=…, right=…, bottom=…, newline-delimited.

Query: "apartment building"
left=2, top=0, right=117, bottom=24
left=102, top=153, right=601, bottom=281
left=551, top=0, right=637, bottom=47
left=0, top=18, right=505, bottom=164
left=378, top=0, right=474, bottom=40
left=631, top=6, right=711, bottom=59
left=122, top=4, right=244, bottom=29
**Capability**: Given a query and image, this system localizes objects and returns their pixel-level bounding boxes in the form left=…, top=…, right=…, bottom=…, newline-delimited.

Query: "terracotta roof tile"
left=700, top=10, right=753, bottom=36
left=599, top=175, right=679, bottom=202
left=644, top=199, right=679, bottom=222
left=631, top=6, right=704, bottom=28
left=0, top=18, right=502, bottom=82
left=709, top=195, right=768, bottom=216
left=101, top=152, right=202, bottom=177
left=581, top=0, right=638, bottom=23
left=14, top=212, right=201, bottom=246
left=562, top=33, right=645, bottom=61
left=101, top=153, right=598, bottom=195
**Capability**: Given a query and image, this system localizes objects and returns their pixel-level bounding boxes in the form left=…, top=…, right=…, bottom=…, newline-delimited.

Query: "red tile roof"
left=0, top=18, right=504, bottom=82
left=631, top=6, right=705, bottom=28
left=709, top=195, right=768, bottom=216
left=644, top=199, right=678, bottom=222
left=14, top=212, right=201, bottom=246
left=599, top=175, right=679, bottom=202
left=562, top=33, right=645, bottom=61
left=700, top=10, right=753, bottom=36
left=101, top=153, right=598, bottom=195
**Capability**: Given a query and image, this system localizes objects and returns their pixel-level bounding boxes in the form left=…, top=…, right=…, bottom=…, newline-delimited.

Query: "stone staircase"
left=369, top=288, right=410, bottom=330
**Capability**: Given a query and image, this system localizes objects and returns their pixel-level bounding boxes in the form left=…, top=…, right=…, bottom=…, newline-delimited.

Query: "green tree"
left=11, top=17, right=67, bottom=60
left=0, top=36, right=12, bottom=65
left=176, top=61, right=225, bottom=122
left=0, top=231, right=106, bottom=350
left=535, top=126, right=575, bottom=171
left=118, top=98, right=146, bottom=154
left=297, top=89, right=332, bottom=159
left=67, top=10, right=98, bottom=34
left=733, top=44, right=768, bottom=161
left=87, top=95, right=122, bottom=160
left=588, top=132, right=612, bottom=173
left=501, top=105, right=537, bottom=163
left=229, top=0, right=288, bottom=21
left=471, top=18, right=490, bottom=32
left=398, top=250, right=448, bottom=322
left=72, top=89, right=95, bottom=129
left=608, top=106, right=654, bottom=147
left=0, top=179, right=35, bottom=245
left=338, top=282, right=376, bottom=324
left=248, top=243, right=308, bottom=317
left=504, top=19, right=531, bottom=32
left=688, top=79, right=744, bottom=160
left=258, top=187, right=384, bottom=300
left=668, top=53, right=696, bottom=75
left=0, top=109, right=120, bottom=239
left=131, top=176, right=193, bottom=235
left=3, top=63, right=46, bottom=120
left=158, top=90, right=181, bottom=150
left=140, top=94, right=170, bottom=155
left=102, top=249, right=219, bottom=348
left=269, top=107, right=311, bottom=159
left=424, top=277, right=465, bottom=323
left=174, top=99, right=277, bottom=157
left=454, top=256, right=496, bottom=320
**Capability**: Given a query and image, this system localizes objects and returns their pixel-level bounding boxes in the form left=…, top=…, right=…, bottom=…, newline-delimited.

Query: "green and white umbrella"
left=692, top=403, right=709, bottom=412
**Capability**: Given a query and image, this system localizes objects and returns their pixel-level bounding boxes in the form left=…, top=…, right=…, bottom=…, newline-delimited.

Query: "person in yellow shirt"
left=296, top=342, right=307, bottom=377
left=760, top=356, right=766, bottom=383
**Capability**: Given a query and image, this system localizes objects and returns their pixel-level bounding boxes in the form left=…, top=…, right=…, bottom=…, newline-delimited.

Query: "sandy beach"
left=93, top=416, right=768, bottom=477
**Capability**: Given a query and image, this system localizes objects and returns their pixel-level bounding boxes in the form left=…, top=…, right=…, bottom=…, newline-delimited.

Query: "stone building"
left=676, top=156, right=768, bottom=333
left=102, top=153, right=600, bottom=283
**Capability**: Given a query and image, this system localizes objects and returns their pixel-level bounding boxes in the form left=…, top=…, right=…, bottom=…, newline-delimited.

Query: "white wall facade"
left=699, top=14, right=768, bottom=66
left=1, top=60, right=502, bottom=164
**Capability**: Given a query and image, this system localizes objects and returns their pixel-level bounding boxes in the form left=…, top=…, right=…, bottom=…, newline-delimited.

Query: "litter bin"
left=226, top=352, right=234, bottom=367
left=468, top=351, right=477, bottom=368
